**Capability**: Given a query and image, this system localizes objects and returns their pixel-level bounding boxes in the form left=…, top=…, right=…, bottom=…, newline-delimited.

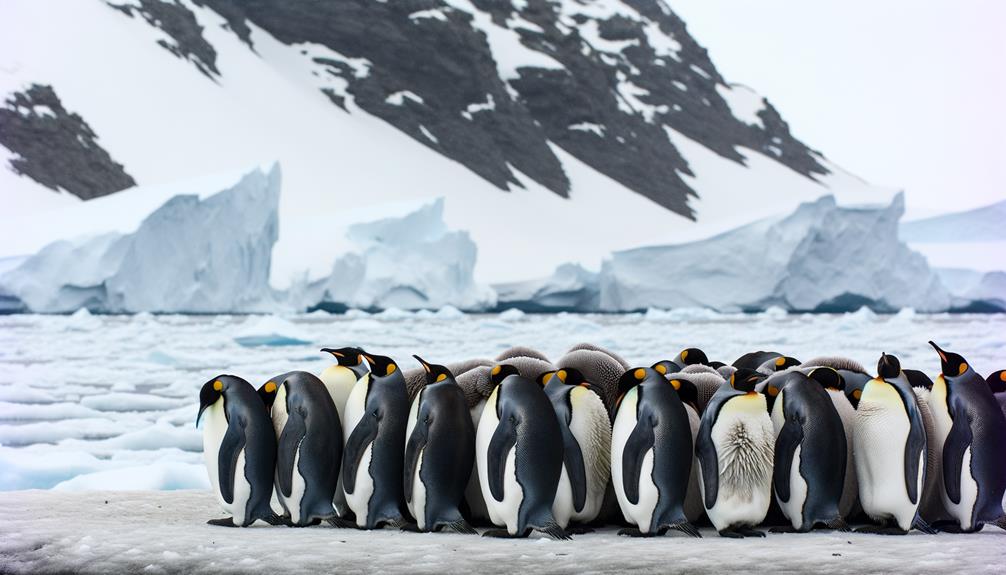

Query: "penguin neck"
left=347, top=363, right=369, bottom=380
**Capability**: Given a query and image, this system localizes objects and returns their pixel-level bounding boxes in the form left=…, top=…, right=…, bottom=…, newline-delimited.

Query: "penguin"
left=539, top=368, right=612, bottom=532
left=985, top=370, right=1006, bottom=419
left=853, top=353, right=932, bottom=535
left=802, top=365, right=860, bottom=522
left=476, top=364, right=569, bottom=539
left=256, top=371, right=342, bottom=526
left=733, top=352, right=800, bottom=375
left=763, top=369, right=848, bottom=532
left=904, top=368, right=953, bottom=526
left=610, top=367, right=700, bottom=537
left=926, top=342, right=1006, bottom=532
left=652, top=362, right=708, bottom=524
left=319, top=347, right=370, bottom=421
left=668, top=347, right=710, bottom=372
left=196, top=375, right=278, bottom=527
left=403, top=356, right=477, bottom=534
left=801, top=356, right=871, bottom=409
left=319, top=347, right=369, bottom=520
left=341, top=352, right=409, bottom=529
left=695, top=368, right=775, bottom=537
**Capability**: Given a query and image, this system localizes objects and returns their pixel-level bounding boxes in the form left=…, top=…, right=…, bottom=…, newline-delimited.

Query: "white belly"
left=702, top=395, right=774, bottom=532
left=465, top=399, right=490, bottom=521
left=565, top=388, right=611, bottom=524
left=827, top=389, right=858, bottom=517
left=278, top=449, right=308, bottom=524
left=201, top=399, right=252, bottom=524
left=327, top=370, right=365, bottom=516
left=410, top=448, right=428, bottom=529
left=778, top=446, right=809, bottom=529
left=928, top=380, right=978, bottom=528
left=552, top=466, right=574, bottom=528
left=946, top=447, right=979, bottom=529
left=854, top=383, right=923, bottom=531
left=611, top=387, right=660, bottom=533
left=345, top=443, right=375, bottom=527
left=477, top=390, right=524, bottom=533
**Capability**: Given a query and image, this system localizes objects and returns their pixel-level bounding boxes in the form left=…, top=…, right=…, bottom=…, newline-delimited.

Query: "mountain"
left=0, top=0, right=886, bottom=288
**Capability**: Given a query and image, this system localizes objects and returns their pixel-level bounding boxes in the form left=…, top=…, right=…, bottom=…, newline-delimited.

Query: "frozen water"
left=0, top=490, right=1002, bottom=574
left=1, top=311, right=1004, bottom=492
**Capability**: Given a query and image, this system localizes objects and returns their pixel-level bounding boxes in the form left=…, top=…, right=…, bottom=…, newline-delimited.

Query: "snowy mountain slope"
left=0, top=0, right=887, bottom=286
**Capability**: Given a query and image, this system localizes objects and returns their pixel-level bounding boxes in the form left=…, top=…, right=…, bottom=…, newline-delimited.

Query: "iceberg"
left=0, top=165, right=281, bottom=313
left=300, top=198, right=496, bottom=311
left=598, top=193, right=953, bottom=312
left=493, top=263, right=600, bottom=312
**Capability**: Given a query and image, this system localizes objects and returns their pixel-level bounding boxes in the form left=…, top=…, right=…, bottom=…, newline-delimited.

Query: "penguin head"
left=986, top=370, right=1006, bottom=395
left=321, top=346, right=365, bottom=368
left=490, top=363, right=520, bottom=387
left=766, top=356, right=801, bottom=372
left=730, top=368, right=765, bottom=393
left=707, top=360, right=726, bottom=369
left=651, top=360, right=682, bottom=377
left=362, top=353, right=399, bottom=379
left=806, top=366, right=845, bottom=392
left=413, top=355, right=456, bottom=385
left=877, top=353, right=902, bottom=380
left=256, top=378, right=281, bottom=411
left=929, top=341, right=972, bottom=381
left=540, top=367, right=605, bottom=398
left=667, top=376, right=699, bottom=410
left=903, top=369, right=935, bottom=391
left=615, top=367, right=657, bottom=405
left=673, top=347, right=709, bottom=369
left=197, top=375, right=243, bottom=425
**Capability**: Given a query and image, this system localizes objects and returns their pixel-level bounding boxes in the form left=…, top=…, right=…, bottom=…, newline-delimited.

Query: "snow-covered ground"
left=1, top=310, right=1004, bottom=491
left=1, top=490, right=1003, bottom=574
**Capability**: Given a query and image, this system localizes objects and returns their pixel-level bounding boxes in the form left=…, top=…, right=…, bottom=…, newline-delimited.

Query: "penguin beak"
left=196, top=402, right=209, bottom=427
left=928, top=340, right=948, bottom=363
left=321, top=347, right=344, bottom=358
left=413, top=355, right=432, bottom=373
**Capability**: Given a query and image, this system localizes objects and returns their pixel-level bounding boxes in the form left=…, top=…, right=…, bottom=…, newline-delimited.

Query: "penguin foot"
left=617, top=528, right=653, bottom=538
left=260, top=513, right=290, bottom=527
left=930, top=520, right=970, bottom=534
left=825, top=518, right=851, bottom=532
left=659, top=522, right=702, bottom=538
left=325, top=517, right=358, bottom=529
left=206, top=517, right=237, bottom=528
left=482, top=528, right=521, bottom=539
left=736, top=527, right=766, bottom=538
left=378, top=517, right=409, bottom=530
left=855, top=525, right=907, bottom=536
left=990, top=516, right=1006, bottom=531
left=565, top=525, right=595, bottom=535
left=437, top=520, right=478, bottom=535
left=717, top=529, right=744, bottom=539
left=535, top=522, right=572, bottom=541
left=768, top=526, right=799, bottom=534
left=400, top=523, right=425, bottom=533
left=912, top=517, right=938, bottom=535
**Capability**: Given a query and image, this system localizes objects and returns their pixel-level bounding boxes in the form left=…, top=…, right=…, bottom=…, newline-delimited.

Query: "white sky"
left=671, top=0, right=1006, bottom=218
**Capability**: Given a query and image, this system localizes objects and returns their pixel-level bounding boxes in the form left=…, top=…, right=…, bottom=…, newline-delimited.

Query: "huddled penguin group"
left=196, top=341, right=1006, bottom=539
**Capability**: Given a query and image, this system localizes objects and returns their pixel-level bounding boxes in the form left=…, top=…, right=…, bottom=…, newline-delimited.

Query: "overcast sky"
left=671, top=0, right=1005, bottom=218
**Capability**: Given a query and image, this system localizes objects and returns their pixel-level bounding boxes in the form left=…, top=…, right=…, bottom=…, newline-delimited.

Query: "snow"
left=384, top=90, right=424, bottom=106
left=716, top=83, right=766, bottom=128
left=568, top=122, right=605, bottom=137
left=0, top=490, right=1003, bottom=574
left=599, top=194, right=952, bottom=312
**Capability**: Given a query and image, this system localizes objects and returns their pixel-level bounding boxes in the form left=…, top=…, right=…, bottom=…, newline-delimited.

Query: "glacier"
left=0, top=165, right=281, bottom=313
left=598, top=193, right=953, bottom=313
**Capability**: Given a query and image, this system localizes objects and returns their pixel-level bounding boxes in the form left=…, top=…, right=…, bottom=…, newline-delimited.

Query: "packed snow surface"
left=0, top=490, right=1003, bottom=574
left=1, top=311, right=1004, bottom=492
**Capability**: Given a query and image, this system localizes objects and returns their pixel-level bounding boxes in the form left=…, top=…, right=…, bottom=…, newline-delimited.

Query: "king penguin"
left=804, top=365, right=860, bottom=522
left=319, top=347, right=369, bottom=519
left=652, top=361, right=708, bottom=524
left=539, top=367, right=612, bottom=533
left=341, top=352, right=409, bottom=529
left=403, top=356, right=477, bottom=534
left=695, top=368, right=775, bottom=537
left=476, top=364, right=569, bottom=539
left=926, top=342, right=1006, bottom=532
left=853, top=353, right=933, bottom=534
left=257, top=371, right=342, bottom=526
left=197, top=375, right=278, bottom=527
left=763, top=369, right=848, bottom=532
left=611, top=367, right=700, bottom=537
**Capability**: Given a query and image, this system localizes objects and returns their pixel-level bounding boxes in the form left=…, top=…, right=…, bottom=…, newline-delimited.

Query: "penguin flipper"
left=622, top=416, right=655, bottom=506
left=487, top=415, right=518, bottom=503
left=277, top=406, right=307, bottom=498
left=218, top=417, right=247, bottom=505
left=404, top=415, right=429, bottom=505
left=773, top=416, right=804, bottom=504
left=695, top=422, right=719, bottom=510
left=560, top=422, right=589, bottom=513
left=942, top=407, right=974, bottom=506
left=343, top=414, right=379, bottom=495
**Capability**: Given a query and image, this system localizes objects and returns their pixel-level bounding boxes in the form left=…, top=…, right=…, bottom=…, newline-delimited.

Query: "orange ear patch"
left=958, top=363, right=968, bottom=376
left=264, top=381, right=277, bottom=393
left=387, top=364, right=397, bottom=376
left=491, top=365, right=501, bottom=376
left=634, top=368, right=646, bottom=381
left=670, top=379, right=681, bottom=390
left=852, top=389, right=862, bottom=400
left=654, top=363, right=667, bottom=375
left=1000, top=371, right=1006, bottom=382
left=435, top=373, right=447, bottom=382
left=774, top=357, right=786, bottom=367
left=213, top=380, right=223, bottom=391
